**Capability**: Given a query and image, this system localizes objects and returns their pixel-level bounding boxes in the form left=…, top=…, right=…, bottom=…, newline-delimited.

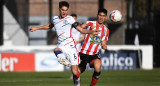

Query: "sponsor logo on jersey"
left=90, top=34, right=102, bottom=44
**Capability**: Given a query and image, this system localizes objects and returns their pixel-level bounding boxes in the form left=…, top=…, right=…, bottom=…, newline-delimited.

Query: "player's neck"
left=96, top=21, right=103, bottom=27
left=60, top=15, right=68, bottom=19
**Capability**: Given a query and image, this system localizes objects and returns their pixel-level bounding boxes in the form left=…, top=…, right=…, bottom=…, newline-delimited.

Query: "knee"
left=53, top=48, right=62, bottom=56
left=72, top=69, right=79, bottom=76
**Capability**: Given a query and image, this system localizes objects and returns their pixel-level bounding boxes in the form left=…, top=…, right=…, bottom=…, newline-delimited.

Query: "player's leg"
left=70, top=44, right=81, bottom=79
left=53, top=48, right=71, bottom=67
left=89, top=59, right=101, bottom=86
left=69, top=49, right=81, bottom=86
left=70, top=56, right=86, bottom=79
left=71, top=65, right=81, bottom=86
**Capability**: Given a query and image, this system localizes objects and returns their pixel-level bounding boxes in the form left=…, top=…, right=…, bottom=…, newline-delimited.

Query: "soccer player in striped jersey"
left=29, top=1, right=99, bottom=86
left=78, top=8, right=109, bottom=86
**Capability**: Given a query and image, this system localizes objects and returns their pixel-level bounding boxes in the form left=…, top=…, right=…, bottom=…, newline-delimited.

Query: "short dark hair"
left=98, top=8, right=108, bottom=16
left=71, top=13, right=77, bottom=18
left=59, top=1, right=69, bottom=8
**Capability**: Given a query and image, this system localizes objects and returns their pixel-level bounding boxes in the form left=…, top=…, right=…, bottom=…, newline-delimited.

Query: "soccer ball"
left=109, top=10, right=122, bottom=22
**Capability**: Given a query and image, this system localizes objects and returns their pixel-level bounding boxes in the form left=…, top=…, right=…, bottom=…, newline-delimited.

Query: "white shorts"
left=58, top=45, right=80, bottom=65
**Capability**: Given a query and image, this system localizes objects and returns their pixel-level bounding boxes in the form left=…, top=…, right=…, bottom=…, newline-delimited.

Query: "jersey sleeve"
left=84, top=21, right=94, bottom=30
left=69, top=16, right=76, bottom=24
left=50, top=16, right=58, bottom=25
left=85, top=21, right=93, bottom=26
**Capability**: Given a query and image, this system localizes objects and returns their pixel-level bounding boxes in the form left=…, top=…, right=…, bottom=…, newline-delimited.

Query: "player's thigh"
left=54, top=47, right=63, bottom=52
left=67, top=48, right=79, bottom=65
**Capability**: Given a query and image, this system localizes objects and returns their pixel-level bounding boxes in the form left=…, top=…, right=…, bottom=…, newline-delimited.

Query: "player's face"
left=97, top=12, right=107, bottom=24
left=59, top=6, right=68, bottom=18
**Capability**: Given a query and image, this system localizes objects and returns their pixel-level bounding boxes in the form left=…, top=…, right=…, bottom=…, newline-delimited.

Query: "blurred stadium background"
left=0, top=0, right=160, bottom=86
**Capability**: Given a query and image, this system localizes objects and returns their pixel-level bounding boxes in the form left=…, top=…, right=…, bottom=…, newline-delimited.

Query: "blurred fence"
left=0, top=45, right=153, bottom=72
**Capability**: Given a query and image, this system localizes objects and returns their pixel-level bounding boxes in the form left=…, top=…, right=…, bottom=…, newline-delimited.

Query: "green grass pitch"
left=0, top=69, right=160, bottom=86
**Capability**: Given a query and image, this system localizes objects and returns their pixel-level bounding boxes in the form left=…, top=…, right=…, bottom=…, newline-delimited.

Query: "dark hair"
left=71, top=13, right=77, bottom=18
left=59, top=1, right=69, bottom=8
left=98, top=8, right=108, bottom=16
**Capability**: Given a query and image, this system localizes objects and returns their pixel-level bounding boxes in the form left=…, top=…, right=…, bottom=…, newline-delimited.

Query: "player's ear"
left=97, top=13, right=99, bottom=17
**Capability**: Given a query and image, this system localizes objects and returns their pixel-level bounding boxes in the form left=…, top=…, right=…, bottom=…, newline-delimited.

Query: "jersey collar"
left=96, top=21, right=104, bottom=28
left=59, top=14, right=68, bottom=19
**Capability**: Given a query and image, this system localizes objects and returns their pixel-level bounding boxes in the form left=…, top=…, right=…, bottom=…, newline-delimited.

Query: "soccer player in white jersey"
left=78, top=8, right=109, bottom=86
left=29, top=1, right=99, bottom=86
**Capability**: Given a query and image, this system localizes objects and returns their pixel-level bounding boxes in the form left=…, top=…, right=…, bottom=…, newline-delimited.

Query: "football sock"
left=54, top=50, right=66, bottom=59
left=90, top=71, right=101, bottom=86
left=73, top=72, right=80, bottom=86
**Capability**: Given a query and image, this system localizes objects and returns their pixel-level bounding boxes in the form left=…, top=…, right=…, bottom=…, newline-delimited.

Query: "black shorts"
left=78, top=53, right=101, bottom=68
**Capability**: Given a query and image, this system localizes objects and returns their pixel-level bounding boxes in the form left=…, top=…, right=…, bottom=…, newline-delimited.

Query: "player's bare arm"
left=101, top=40, right=107, bottom=49
left=30, top=23, right=54, bottom=32
left=75, top=24, right=100, bottom=35
left=81, top=23, right=88, bottom=29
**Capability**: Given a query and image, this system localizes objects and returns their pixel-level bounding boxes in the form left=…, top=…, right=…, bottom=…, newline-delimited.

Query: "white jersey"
left=51, top=15, right=80, bottom=65
left=80, top=21, right=109, bottom=55
left=51, top=15, right=76, bottom=47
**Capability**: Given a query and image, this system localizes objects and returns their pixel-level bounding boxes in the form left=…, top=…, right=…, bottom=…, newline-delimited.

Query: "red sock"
left=90, top=77, right=98, bottom=86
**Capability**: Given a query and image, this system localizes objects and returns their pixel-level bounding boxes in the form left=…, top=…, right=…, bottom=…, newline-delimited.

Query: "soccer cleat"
left=58, top=57, right=71, bottom=67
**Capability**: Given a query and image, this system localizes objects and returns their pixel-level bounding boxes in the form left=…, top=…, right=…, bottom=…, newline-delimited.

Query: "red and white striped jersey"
left=80, top=21, right=109, bottom=55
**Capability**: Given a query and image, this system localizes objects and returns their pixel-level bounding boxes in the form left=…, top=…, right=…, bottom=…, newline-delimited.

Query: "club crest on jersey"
left=91, top=26, right=96, bottom=30
left=63, top=20, right=68, bottom=25
left=90, top=34, right=102, bottom=44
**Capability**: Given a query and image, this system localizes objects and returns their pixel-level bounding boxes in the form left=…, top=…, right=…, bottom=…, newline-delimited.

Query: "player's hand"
left=102, top=44, right=107, bottom=49
left=29, top=26, right=38, bottom=32
left=92, top=29, right=101, bottom=35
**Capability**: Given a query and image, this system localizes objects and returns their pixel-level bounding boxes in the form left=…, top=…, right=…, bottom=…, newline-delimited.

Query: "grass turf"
left=0, top=69, right=160, bottom=86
